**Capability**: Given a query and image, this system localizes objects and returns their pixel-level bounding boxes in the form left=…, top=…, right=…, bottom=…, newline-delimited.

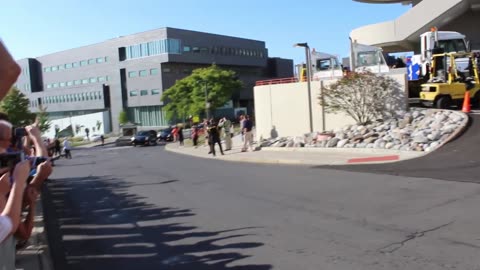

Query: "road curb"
left=165, top=143, right=410, bottom=166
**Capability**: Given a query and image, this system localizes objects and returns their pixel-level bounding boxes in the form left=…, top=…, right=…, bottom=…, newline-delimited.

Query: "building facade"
left=15, top=27, right=293, bottom=135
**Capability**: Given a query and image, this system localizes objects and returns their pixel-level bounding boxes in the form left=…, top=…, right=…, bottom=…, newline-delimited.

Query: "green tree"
left=36, top=105, right=51, bottom=133
left=118, top=110, right=128, bottom=125
left=161, top=65, right=242, bottom=121
left=0, top=87, right=35, bottom=126
left=96, top=120, right=102, bottom=132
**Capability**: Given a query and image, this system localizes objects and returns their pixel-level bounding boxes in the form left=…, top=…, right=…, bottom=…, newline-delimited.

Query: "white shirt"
left=63, top=140, right=71, bottom=150
left=0, top=215, right=12, bottom=243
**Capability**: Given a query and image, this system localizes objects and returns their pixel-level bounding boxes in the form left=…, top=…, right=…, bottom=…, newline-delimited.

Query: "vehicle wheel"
left=133, top=143, right=137, bottom=147
left=436, top=96, right=452, bottom=109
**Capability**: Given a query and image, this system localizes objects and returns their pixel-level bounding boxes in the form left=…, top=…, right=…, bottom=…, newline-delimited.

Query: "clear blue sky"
left=1, top=0, right=410, bottom=65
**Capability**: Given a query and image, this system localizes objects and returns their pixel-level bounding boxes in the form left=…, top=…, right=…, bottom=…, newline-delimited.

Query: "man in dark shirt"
left=207, top=120, right=224, bottom=157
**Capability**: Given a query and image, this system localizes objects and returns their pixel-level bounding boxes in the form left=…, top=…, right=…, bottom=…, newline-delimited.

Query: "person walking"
left=207, top=120, right=224, bottom=157
left=54, top=138, right=61, bottom=156
left=178, top=126, right=184, bottom=146
left=191, top=125, right=199, bottom=148
left=100, top=135, right=105, bottom=146
left=242, top=115, right=254, bottom=152
left=219, top=117, right=233, bottom=151
left=239, top=115, right=246, bottom=142
left=171, top=126, right=178, bottom=143
left=63, top=138, right=72, bottom=159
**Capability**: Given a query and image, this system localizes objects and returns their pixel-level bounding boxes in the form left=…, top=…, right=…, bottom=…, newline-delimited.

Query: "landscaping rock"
left=327, top=138, right=340, bottom=148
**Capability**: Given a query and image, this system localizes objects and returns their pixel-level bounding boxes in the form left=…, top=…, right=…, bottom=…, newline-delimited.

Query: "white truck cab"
left=310, top=50, right=343, bottom=80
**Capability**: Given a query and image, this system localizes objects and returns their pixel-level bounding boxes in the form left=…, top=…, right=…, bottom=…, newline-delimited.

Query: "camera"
left=0, top=152, right=22, bottom=170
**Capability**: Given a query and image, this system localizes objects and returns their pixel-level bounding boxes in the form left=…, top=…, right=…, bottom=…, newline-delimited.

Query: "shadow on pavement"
left=43, top=175, right=271, bottom=270
left=311, top=115, right=480, bottom=183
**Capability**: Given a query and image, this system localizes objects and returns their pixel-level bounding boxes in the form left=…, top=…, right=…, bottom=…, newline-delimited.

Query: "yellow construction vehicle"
left=419, top=52, right=480, bottom=109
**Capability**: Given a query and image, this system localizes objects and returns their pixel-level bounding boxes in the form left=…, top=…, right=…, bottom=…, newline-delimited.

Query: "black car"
left=131, top=130, right=158, bottom=146
left=157, top=128, right=173, bottom=142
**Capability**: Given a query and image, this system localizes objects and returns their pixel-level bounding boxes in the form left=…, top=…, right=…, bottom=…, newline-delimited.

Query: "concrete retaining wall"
left=254, top=73, right=407, bottom=139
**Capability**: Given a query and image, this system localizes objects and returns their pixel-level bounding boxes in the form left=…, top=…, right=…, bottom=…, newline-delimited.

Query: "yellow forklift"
left=419, top=52, right=480, bottom=109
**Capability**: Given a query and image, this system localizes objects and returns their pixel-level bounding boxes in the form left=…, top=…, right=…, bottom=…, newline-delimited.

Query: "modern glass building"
left=15, top=27, right=293, bottom=134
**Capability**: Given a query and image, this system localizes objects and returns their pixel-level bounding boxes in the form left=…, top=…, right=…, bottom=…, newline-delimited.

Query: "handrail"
left=255, top=77, right=299, bottom=86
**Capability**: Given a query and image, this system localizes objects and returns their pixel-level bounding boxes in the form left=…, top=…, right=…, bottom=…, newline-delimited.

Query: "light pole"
left=294, top=42, right=314, bottom=133
left=197, top=80, right=211, bottom=120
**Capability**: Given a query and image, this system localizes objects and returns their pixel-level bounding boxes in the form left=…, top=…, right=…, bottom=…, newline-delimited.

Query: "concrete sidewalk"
left=165, top=135, right=425, bottom=166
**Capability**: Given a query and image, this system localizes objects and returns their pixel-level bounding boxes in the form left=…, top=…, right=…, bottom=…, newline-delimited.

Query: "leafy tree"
left=319, top=72, right=402, bottom=125
left=161, top=65, right=242, bottom=121
left=119, top=110, right=128, bottom=125
left=96, top=120, right=102, bottom=132
left=36, top=105, right=51, bottom=133
left=0, top=87, right=35, bottom=126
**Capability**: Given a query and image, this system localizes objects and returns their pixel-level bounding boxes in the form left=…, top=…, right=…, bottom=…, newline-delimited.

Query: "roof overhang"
left=353, top=0, right=412, bottom=3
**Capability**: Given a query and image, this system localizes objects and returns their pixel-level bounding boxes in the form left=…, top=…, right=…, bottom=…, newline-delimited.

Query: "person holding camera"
left=0, top=156, right=31, bottom=270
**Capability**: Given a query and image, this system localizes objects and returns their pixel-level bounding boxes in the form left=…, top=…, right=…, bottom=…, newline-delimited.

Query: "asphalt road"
left=318, top=114, right=480, bottom=183
left=43, top=142, right=480, bottom=269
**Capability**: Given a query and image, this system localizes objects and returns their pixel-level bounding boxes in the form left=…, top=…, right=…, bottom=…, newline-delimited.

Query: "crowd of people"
left=0, top=40, right=54, bottom=270
left=170, top=114, right=254, bottom=157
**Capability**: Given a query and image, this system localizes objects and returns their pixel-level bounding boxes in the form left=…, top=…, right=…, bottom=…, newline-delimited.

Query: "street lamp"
left=294, top=42, right=314, bottom=133
left=197, top=80, right=211, bottom=120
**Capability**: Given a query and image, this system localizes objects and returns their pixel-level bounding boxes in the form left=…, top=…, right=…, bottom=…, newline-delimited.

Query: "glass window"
left=82, top=79, right=89, bottom=84
left=60, top=82, right=66, bottom=87
left=98, top=76, right=106, bottom=82
left=81, top=93, right=85, bottom=101
left=140, top=90, right=148, bottom=96
left=58, top=65, right=65, bottom=70
left=88, top=59, right=95, bottom=65
left=66, top=63, right=73, bottom=69
left=74, top=80, right=81, bottom=85
left=53, top=83, right=58, bottom=88
left=150, top=68, right=159, bottom=75
left=151, top=89, right=160, bottom=95
left=73, top=62, right=79, bottom=68
left=200, top=47, right=208, bottom=54
left=192, top=47, right=200, bottom=53
left=67, top=81, right=73, bottom=86
left=80, top=60, right=87, bottom=66
left=96, top=57, right=105, bottom=63
left=89, top=77, right=97, bottom=83
left=51, top=66, right=58, bottom=71
left=104, top=56, right=108, bottom=62
left=44, top=67, right=51, bottom=72
left=129, top=90, right=138, bottom=97
left=183, top=46, right=191, bottom=52
left=128, top=71, right=137, bottom=78
left=106, top=75, right=110, bottom=81
left=139, top=70, right=147, bottom=77
left=47, top=84, right=52, bottom=89
left=163, top=68, right=171, bottom=73
left=93, top=92, right=97, bottom=100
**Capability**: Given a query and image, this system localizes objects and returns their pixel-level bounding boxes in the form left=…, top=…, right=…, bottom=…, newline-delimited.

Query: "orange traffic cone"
left=462, top=91, right=471, bottom=113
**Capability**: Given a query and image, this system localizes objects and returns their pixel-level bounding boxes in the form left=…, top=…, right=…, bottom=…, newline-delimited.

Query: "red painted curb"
left=348, top=155, right=400, bottom=164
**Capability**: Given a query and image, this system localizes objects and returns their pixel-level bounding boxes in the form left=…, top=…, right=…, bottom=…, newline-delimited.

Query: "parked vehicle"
left=157, top=128, right=173, bottom=142
left=131, top=130, right=158, bottom=146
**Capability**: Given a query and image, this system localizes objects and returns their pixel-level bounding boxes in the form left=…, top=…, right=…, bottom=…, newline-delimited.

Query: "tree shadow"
left=42, top=175, right=271, bottom=270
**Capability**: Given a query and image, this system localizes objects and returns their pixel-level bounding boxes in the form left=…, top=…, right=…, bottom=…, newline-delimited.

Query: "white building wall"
left=254, top=73, right=407, bottom=139
left=44, top=111, right=111, bottom=139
